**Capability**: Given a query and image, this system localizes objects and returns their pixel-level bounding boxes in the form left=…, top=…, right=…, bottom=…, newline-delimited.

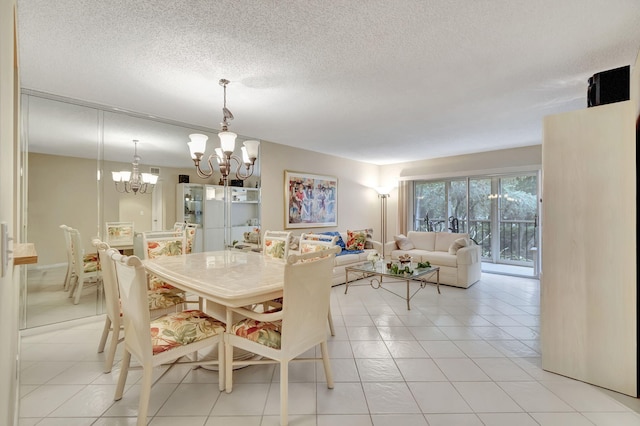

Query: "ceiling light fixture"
left=187, top=79, right=260, bottom=183
left=112, top=140, right=158, bottom=194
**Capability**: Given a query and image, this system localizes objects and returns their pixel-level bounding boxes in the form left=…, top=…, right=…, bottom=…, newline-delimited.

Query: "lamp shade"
left=218, top=131, right=237, bottom=154
left=241, top=146, right=249, bottom=164
left=119, top=171, right=132, bottom=181
left=243, top=140, right=260, bottom=160
left=188, top=133, right=208, bottom=158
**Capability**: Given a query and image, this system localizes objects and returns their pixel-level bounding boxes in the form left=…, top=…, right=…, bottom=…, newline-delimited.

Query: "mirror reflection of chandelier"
left=112, top=139, right=158, bottom=195
left=188, top=79, right=259, bottom=182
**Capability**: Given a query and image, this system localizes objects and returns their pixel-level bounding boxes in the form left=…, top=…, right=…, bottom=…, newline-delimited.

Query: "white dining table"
left=142, top=250, right=286, bottom=320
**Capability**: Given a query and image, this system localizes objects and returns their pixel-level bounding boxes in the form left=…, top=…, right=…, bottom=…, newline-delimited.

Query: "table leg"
left=225, top=308, right=233, bottom=393
left=436, top=270, right=440, bottom=294
left=344, top=270, right=350, bottom=293
left=406, top=279, right=411, bottom=310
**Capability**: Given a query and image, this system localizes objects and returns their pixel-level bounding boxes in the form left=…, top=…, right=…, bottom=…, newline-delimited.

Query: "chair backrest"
left=105, top=221, right=135, bottom=246
left=262, top=230, right=292, bottom=260
left=184, top=223, right=198, bottom=254
left=68, top=227, right=86, bottom=276
left=299, top=233, right=339, bottom=254
left=60, top=224, right=73, bottom=264
left=173, top=222, right=186, bottom=232
left=93, top=239, right=120, bottom=324
left=140, top=230, right=186, bottom=259
left=111, top=253, right=153, bottom=361
left=280, top=247, right=339, bottom=355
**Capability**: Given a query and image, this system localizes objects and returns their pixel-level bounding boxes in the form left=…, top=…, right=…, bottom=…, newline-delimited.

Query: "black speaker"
left=588, top=65, right=630, bottom=107
left=178, top=174, right=189, bottom=183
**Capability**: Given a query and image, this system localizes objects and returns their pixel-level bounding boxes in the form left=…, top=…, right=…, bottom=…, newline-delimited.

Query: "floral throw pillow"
left=346, top=230, right=366, bottom=251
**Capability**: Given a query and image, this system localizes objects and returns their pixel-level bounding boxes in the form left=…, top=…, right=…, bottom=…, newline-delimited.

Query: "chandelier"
left=188, top=79, right=260, bottom=182
left=112, top=140, right=158, bottom=194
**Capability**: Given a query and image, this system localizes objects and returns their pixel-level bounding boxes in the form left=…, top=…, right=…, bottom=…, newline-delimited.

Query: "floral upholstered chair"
left=141, top=230, right=186, bottom=291
left=142, top=230, right=202, bottom=309
left=224, top=246, right=340, bottom=426
left=93, top=238, right=186, bottom=373
left=184, top=223, right=199, bottom=254
left=60, top=224, right=99, bottom=292
left=262, top=230, right=292, bottom=260
left=111, top=252, right=225, bottom=426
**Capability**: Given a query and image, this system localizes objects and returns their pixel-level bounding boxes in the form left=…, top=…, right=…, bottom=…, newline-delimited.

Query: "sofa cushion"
left=407, top=231, right=435, bottom=251
left=435, top=232, right=469, bottom=252
left=394, top=234, right=415, bottom=250
left=334, top=253, right=364, bottom=266
left=448, top=237, right=469, bottom=254
left=421, top=251, right=458, bottom=268
left=346, top=229, right=366, bottom=251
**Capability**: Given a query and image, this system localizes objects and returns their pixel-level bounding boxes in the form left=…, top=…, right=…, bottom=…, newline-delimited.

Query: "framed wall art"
left=284, top=171, right=337, bottom=228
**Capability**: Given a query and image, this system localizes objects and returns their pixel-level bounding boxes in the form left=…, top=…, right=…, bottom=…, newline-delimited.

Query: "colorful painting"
left=285, top=171, right=337, bottom=228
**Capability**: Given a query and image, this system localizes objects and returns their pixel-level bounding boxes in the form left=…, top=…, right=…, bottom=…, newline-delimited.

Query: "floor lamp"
left=377, top=192, right=390, bottom=259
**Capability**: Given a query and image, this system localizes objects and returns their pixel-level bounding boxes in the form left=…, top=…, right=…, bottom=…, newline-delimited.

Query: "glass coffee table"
left=344, top=262, right=440, bottom=310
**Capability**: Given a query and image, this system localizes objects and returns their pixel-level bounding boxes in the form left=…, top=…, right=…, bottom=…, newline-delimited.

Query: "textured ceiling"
left=16, top=0, right=640, bottom=166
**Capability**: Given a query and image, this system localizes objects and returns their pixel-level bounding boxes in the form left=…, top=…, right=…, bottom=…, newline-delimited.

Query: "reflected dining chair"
left=111, top=252, right=225, bottom=426
left=59, top=224, right=75, bottom=291
left=224, top=246, right=339, bottom=426
left=67, top=226, right=101, bottom=304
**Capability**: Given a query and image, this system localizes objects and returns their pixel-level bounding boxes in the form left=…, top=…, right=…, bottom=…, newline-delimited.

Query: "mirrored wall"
left=20, top=91, right=261, bottom=329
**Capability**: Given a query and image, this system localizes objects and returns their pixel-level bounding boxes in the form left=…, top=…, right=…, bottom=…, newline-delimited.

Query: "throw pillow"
left=346, top=230, right=366, bottom=251
left=350, top=228, right=374, bottom=248
left=448, top=237, right=469, bottom=255
left=394, top=234, right=415, bottom=251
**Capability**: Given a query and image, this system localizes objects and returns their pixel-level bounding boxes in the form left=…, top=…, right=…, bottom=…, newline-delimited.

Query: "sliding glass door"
left=414, top=172, right=539, bottom=276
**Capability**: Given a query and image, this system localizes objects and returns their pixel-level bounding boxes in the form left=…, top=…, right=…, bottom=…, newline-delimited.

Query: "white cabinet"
left=229, top=187, right=260, bottom=245
left=542, top=100, right=637, bottom=396
left=176, top=184, right=260, bottom=250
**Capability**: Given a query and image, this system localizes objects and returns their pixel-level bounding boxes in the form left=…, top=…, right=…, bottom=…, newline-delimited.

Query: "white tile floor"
left=18, top=273, right=640, bottom=425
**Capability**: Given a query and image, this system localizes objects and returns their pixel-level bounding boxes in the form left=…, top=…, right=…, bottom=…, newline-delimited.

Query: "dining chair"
left=93, top=238, right=187, bottom=373
left=298, top=232, right=340, bottom=336
left=111, top=252, right=225, bottom=426
left=172, top=221, right=186, bottom=232
left=262, top=230, right=292, bottom=260
left=67, top=227, right=101, bottom=304
left=224, top=246, right=339, bottom=426
left=141, top=230, right=202, bottom=309
left=184, top=222, right=199, bottom=254
left=93, top=240, right=123, bottom=373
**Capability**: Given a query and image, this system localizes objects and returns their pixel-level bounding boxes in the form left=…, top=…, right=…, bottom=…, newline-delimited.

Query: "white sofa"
left=290, top=231, right=382, bottom=286
left=384, top=231, right=481, bottom=288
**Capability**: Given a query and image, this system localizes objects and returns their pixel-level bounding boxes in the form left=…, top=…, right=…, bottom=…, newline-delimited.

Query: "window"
left=413, top=173, right=539, bottom=270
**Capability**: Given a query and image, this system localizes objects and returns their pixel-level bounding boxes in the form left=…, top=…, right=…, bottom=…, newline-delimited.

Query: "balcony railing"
left=414, top=218, right=537, bottom=263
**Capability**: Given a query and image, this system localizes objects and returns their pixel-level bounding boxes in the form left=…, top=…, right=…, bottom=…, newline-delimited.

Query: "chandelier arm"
left=194, top=155, right=216, bottom=179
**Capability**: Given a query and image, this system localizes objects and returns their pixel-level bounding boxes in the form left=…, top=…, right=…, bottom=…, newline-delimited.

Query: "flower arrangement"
left=367, top=251, right=380, bottom=266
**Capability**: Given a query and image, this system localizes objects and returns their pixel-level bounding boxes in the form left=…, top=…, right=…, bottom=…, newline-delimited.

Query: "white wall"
left=260, top=141, right=382, bottom=239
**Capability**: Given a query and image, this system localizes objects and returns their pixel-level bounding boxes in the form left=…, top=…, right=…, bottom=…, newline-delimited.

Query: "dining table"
left=142, top=249, right=286, bottom=321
